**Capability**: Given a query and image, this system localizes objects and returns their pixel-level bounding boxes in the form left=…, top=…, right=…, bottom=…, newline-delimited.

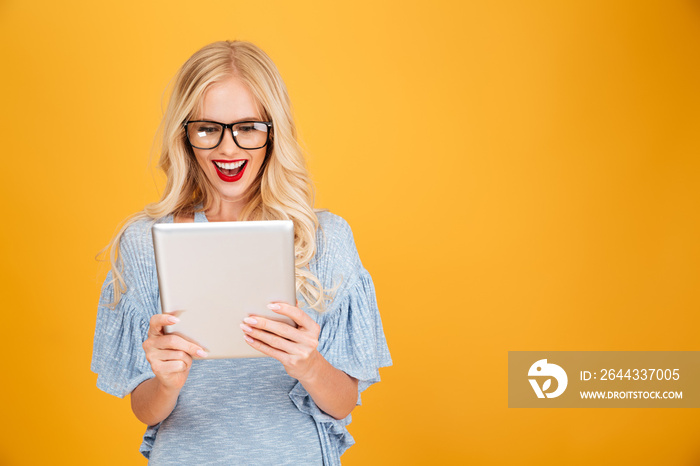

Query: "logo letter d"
left=528, top=359, right=568, bottom=399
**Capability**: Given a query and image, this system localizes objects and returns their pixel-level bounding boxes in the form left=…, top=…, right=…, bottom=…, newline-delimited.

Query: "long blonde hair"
left=98, top=40, right=329, bottom=312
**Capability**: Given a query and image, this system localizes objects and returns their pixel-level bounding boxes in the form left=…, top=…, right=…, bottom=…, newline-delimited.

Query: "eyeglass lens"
left=187, top=122, right=269, bottom=149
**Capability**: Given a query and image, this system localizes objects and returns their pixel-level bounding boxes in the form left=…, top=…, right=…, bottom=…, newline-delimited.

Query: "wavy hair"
left=97, top=40, right=330, bottom=312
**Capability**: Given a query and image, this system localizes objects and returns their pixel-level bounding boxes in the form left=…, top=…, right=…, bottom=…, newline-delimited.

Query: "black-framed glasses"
left=183, top=120, right=273, bottom=150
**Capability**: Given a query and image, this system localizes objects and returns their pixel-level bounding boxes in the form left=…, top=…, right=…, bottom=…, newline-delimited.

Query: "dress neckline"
left=194, top=208, right=209, bottom=223
left=168, top=204, right=209, bottom=223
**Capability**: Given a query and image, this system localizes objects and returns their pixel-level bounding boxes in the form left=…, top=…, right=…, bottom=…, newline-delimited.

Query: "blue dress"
left=91, top=210, right=392, bottom=465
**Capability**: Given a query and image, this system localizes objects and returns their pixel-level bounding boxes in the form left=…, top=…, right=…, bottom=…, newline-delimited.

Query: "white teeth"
left=213, top=160, right=245, bottom=169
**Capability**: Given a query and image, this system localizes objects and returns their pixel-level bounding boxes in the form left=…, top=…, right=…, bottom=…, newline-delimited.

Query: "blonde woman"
left=91, top=40, right=391, bottom=465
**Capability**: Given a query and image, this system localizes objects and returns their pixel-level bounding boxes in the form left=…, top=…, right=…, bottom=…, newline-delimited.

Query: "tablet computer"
left=152, top=220, right=296, bottom=359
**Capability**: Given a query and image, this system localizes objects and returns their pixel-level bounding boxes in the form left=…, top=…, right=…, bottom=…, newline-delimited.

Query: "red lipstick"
left=212, top=159, right=247, bottom=182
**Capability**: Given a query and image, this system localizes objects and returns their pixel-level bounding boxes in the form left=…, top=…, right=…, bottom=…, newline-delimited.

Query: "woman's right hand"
left=142, top=313, right=208, bottom=392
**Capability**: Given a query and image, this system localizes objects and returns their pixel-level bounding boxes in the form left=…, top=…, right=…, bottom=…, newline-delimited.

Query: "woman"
left=91, top=40, right=391, bottom=465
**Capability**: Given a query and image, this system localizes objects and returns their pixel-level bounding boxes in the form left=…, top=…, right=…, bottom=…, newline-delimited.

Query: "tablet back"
left=152, top=220, right=296, bottom=359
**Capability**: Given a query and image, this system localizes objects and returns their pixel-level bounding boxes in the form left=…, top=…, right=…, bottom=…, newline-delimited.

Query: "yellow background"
left=2, top=0, right=699, bottom=464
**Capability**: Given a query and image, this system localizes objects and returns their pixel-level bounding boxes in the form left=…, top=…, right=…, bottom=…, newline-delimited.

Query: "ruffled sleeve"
left=289, top=213, right=392, bottom=465
left=90, top=219, right=160, bottom=399
left=91, top=272, right=155, bottom=398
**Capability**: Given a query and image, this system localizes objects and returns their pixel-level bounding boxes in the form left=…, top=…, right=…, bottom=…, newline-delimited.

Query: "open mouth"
left=212, top=160, right=248, bottom=182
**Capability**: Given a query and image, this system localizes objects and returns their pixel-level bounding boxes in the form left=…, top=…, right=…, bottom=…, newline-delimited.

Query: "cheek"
left=252, top=150, right=268, bottom=177
left=193, top=150, right=211, bottom=171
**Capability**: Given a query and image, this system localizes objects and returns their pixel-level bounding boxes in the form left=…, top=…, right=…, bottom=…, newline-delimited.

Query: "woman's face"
left=190, top=76, right=269, bottom=207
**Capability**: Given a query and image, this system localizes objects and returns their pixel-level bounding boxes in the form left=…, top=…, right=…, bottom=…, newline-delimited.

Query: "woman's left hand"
left=240, top=302, right=322, bottom=382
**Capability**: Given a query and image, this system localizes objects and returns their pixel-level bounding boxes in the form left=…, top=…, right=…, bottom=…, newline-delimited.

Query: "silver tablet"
left=152, top=220, right=296, bottom=359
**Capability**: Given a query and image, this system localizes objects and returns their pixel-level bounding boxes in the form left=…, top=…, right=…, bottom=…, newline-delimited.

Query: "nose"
left=217, top=127, right=240, bottom=154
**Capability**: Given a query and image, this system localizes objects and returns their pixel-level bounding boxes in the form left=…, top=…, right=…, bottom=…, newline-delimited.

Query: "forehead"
left=197, top=76, right=263, bottom=121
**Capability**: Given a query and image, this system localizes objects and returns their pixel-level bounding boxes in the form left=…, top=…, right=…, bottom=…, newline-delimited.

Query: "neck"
left=206, top=195, right=247, bottom=222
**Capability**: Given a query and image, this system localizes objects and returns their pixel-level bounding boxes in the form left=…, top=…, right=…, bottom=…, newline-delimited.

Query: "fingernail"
left=196, top=350, right=207, bottom=357
left=240, top=323, right=253, bottom=332
left=168, top=316, right=180, bottom=324
left=243, top=317, right=257, bottom=325
left=244, top=335, right=254, bottom=343
left=267, top=303, right=281, bottom=310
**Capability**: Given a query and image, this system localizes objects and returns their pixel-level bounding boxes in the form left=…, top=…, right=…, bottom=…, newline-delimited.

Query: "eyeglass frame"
left=183, top=120, right=273, bottom=150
